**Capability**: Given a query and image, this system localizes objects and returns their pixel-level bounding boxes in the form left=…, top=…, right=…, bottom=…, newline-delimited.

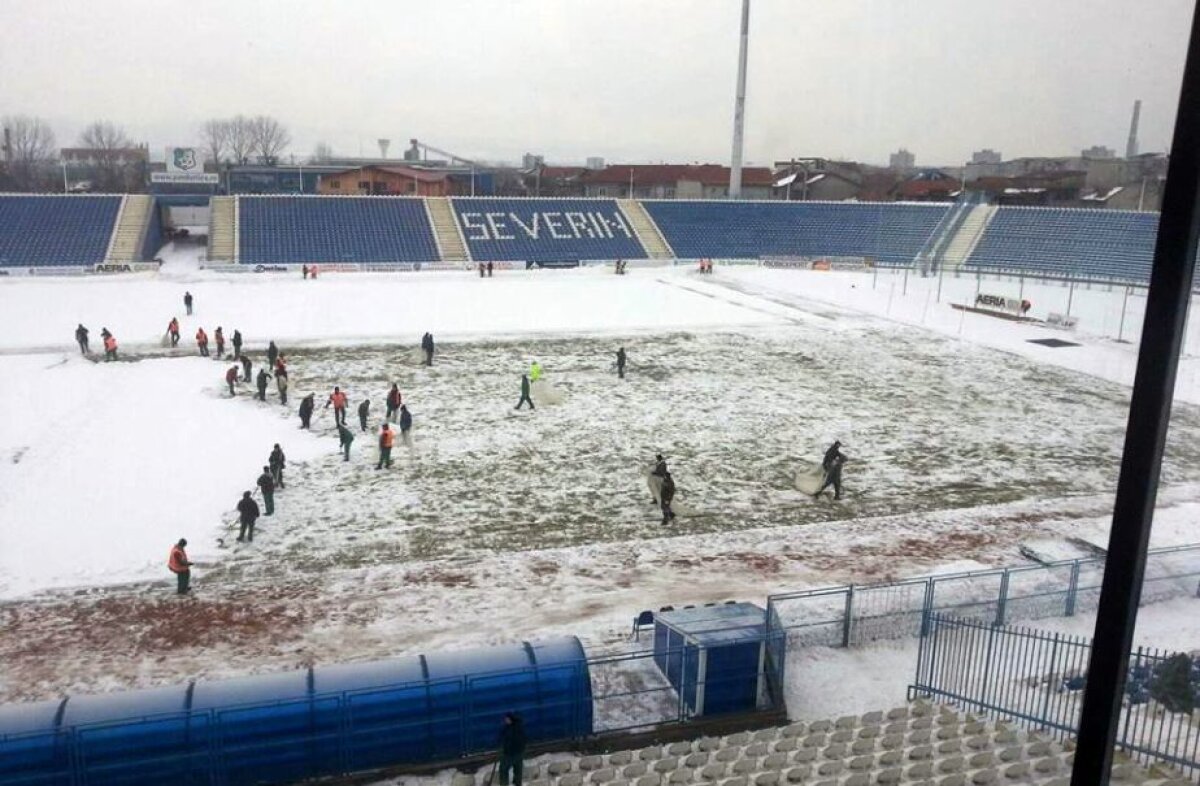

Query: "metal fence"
left=765, top=544, right=1200, bottom=654
left=909, top=614, right=1200, bottom=779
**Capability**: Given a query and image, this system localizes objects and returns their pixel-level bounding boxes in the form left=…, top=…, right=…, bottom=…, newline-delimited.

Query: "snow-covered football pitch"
left=2, top=256, right=1200, bottom=703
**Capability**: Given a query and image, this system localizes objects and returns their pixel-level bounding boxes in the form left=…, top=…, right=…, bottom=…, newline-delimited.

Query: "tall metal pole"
left=728, top=0, right=750, bottom=199
left=1072, top=3, right=1200, bottom=782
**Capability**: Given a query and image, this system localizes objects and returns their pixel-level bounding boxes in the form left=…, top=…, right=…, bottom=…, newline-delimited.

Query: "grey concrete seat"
left=452, top=774, right=476, bottom=786
left=836, top=716, right=859, bottom=730
left=970, top=769, right=997, bottom=786
left=885, top=707, right=910, bottom=721
left=937, top=775, right=966, bottom=786
left=857, top=726, right=881, bottom=740
left=815, top=760, right=843, bottom=777
left=907, top=762, right=935, bottom=780
left=968, top=752, right=994, bottom=769
left=773, top=739, right=799, bottom=753
left=550, top=761, right=576, bottom=776
left=754, top=773, right=780, bottom=786
left=877, top=750, right=902, bottom=767
left=822, top=743, right=848, bottom=760
left=726, top=733, right=753, bottom=746
left=1033, top=756, right=1060, bottom=774
left=685, top=753, right=710, bottom=769
left=1001, top=762, right=1028, bottom=780
left=754, top=729, right=781, bottom=743
left=762, top=753, right=789, bottom=771
left=847, top=755, right=874, bottom=771
left=876, top=767, right=903, bottom=785
left=624, top=763, right=649, bottom=779
left=784, top=766, right=810, bottom=783
left=861, top=711, right=885, bottom=725
left=809, top=720, right=833, bottom=733
left=581, top=756, right=606, bottom=771
left=716, top=749, right=741, bottom=763
left=850, top=739, right=875, bottom=756
left=610, top=752, right=635, bottom=766
left=911, top=718, right=934, bottom=731
left=561, top=774, right=585, bottom=786
left=997, top=747, right=1022, bottom=764
left=654, top=758, right=680, bottom=774
left=668, top=743, right=694, bottom=757
left=781, top=724, right=807, bottom=739
left=793, top=749, right=818, bottom=764
left=745, top=742, right=770, bottom=757
left=636, top=775, right=662, bottom=786
left=936, top=740, right=961, bottom=755
left=802, top=734, right=827, bottom=750
left=880, top=735, right=905, bottom=751
left=700, top=764, right=727, bottom=781
left=591, top=769, right=617, bottom=783
left=699, top=739, right=722, bottom=753
left=668, top=770, right=694, bottom=785
left=938, top=756, right=966, bottom=774
left=908, top=745, right=934, bottom=761
left=720, top=777, right=748, bottom=786
left=639, top=747, right=665, bottom=762
left=731, top=761, right=756, bottom=776
left=830, top=730, right=855, bottom=744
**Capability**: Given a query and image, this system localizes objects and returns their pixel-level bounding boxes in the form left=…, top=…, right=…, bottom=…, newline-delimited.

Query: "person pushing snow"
left=225, top=365, right=239, bottom=397
left=515, top=374, right=535, bottom=410
left=298, top=394, right=315, bottom=429
left=814, top=441, right=847, bottom=500
left=75, top=324, right=89, bottom=355
left=337, top=422, right=354, bottom=461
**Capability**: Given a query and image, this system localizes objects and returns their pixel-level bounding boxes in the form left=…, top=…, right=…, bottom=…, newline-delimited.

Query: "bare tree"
left=79, top=121, right=138, bottom=192
left=200, top=119, right=229, bottom=167
left=249, top=115, right=291, bottom=165
left=311, top=141, right=333, bottom=163
left=1, top=115, right=56, bottom=191
left=227, top=115, right=254, bottom=165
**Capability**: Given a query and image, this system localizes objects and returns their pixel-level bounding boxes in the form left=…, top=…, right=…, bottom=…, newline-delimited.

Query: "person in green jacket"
left=337, top=422, right=354, bottom=461
left=516, top=374, right=535, bottom=410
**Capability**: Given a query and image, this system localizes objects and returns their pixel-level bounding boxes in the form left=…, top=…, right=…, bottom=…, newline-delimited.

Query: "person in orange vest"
left=225, top=365, right=239, bottom=396
left=196, top=327, right=209, bottom=357
left=167, top=317, right=180, bottom=347
left=325, top=386, right=348, bottom=426
left=214, top=327, right=225, bottom=359
left=167, top=538, right=193, bottom=594
left=103, top=333, right=118, bottom=362
left=310, top=263, right=319, bottom=279
left=377, top=423, right=395, bottom=469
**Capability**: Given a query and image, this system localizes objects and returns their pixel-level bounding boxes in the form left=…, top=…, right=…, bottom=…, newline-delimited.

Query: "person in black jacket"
left=257, top=466, right=275, bottom=515
left=231, top=329, right=243, bottom=360
left=183, top=291, right=193, bottom=315
left=256, top=368, right=271, bottom=401
left=660, top=471, right=677, bottom=525
left=399, top=404, right=412, bottom=446
left=822, top=441, right=843, bottom=473
left=497, top=713, right=526, bottom=786
left=267, top=340, right=279, bottom=370
left=421, top=332, right=435, bottom=366
left=815, top=441, right=847, bottom=500
left=357, top=398, right=370, bottom=432
left=616, top=347, right=626, bottom=379
left=236, top=491, right=260, bottom=542
left=240, top=353, right=252, bottom=382
left=515, top=374, right=534, bottom=410
left=299, top=394, right=315, bottom=429
left=75, top=324, right=89, bottom=355
left=269, top=444, right=286, bottom=489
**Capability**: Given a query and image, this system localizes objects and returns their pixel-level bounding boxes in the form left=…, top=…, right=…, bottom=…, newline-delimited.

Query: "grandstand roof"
left=582, top=164, right=773, bottom=187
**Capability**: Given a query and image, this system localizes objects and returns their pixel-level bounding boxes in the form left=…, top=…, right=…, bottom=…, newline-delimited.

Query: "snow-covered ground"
left=0, top=257, right=1198, bottom=712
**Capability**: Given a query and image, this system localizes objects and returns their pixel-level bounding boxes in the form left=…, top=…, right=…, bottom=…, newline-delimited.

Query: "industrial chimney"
left=1126, top=100, right=1141, bottom=159
left=378, top=139, right=391, bottom=160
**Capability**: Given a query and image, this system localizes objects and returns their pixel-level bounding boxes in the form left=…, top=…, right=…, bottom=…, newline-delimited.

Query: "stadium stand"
left=643, top=201, right=951, bottom=264
left=964, top=207, right=1160, bottom=281
left=238, top=196, right=438, bottom=264
left=0, top=195, right=123, bottom=268
left=451, top=199, right=648, bottom=263
left=444, top=703, right=1161, bottom=786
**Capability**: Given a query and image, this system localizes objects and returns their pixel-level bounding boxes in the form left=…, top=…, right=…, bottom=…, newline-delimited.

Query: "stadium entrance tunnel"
left=0, top=637, right=593, bottom=785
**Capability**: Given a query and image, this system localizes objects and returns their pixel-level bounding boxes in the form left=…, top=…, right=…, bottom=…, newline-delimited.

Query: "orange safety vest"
left=380, top=429, right=395, bottom=448
left=168, top=545, right=188, bottom=573
left=331, top=391, right=347, bottom=409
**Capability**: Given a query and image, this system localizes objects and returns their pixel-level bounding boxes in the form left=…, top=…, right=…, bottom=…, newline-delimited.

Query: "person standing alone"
left=167, top=538, right=193, bottom=594
left=184, top=291, right=193, bottom=316
left=237, top=491, right=260, bottom=542
left=75, top=324, right=90, bottom=355
left=358, top=398, right=370, bottom=432
left=616, top=347, right=626, bottom=379
left=497, top=713, right=526, bottom=786
left=516, top=374, right=534, bottom=410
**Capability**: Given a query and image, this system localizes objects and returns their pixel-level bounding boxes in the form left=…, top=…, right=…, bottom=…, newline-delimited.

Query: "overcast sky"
left=0, top=0, right=1193, bottom=167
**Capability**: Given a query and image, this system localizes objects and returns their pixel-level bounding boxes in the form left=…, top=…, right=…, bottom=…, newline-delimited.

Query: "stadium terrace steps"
left=642, top=201, right=951, bottom=264
left=104, top=194, right=154, bottom=263
left=427, top=197, right=470, bottom=262
left=448, top=703, right=1176, bottom=786
left=451, top=198, right=649, bottom=263
left=237, top=195, right=438, bottom=265
left=0, top=194, right=123, bottom=268
left=207, top=196, right=237, bottom=262
left=621, top=199, right=675, bottom=258
left=939, top=204, right=997, bottom=272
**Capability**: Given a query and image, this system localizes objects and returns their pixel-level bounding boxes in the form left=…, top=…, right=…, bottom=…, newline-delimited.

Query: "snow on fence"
left=765, top=544, right=1200, bottom=652
left=909, top=614, right=1200, bottom=779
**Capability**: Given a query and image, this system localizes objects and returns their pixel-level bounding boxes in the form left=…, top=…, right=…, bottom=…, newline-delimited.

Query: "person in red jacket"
left=214, top=327, right=225, bottom=359
left=326, top=386, right=348, bottom=426
left=196, top=327, right=209, bottom=357
left=386, top=383, right=402, bottom=422
left=168, top=538, right=193, bottom=594
left=167, top=317, right=180, bottom=347
left=225, top=365, right=239, bottom=396
left=103, top=333, right=118, bottom=362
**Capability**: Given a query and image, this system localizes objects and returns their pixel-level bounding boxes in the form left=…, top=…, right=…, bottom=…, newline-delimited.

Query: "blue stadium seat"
left=0, top=195, right=122, bottom=268
left=643, top=201, right=950, bottom=263
left=452, top=199, right=648, bottom=262
left=965, top=207, right=1160, bottom=281
left=238, top=196, right=438, bottom=264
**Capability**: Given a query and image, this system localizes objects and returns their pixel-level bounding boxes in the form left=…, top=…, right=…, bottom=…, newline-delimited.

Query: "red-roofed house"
left=317, top=165, right=455, bottom=196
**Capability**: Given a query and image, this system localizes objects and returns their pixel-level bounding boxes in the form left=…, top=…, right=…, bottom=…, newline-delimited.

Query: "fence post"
left=1067, top=278, right=1076, bottom=317
left=1038, top=633, right=1061, bottom=730
left=873, top=265, right=878, bottom=290
left=903, top=267, right=909, bottom=296
left=1066, top=561, right=1081, bottom=616
left=842, top=585, right=855, bottom=648
left=920, top=579, right=935, bottom=637
left=996, top=570, right=1010, bottom=627
left=1119, top=286, right=1130, bottom=342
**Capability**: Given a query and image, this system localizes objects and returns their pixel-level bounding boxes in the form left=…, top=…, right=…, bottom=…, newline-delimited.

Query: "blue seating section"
left=0, top=195, right=121, bottom=267
left=452, top=199, right=647, bottom=262
left=966, top=207, right=1160, bottom=281
left=238, top=197, right=438, bottom=264
left=643, top=201, right=950, bottom=263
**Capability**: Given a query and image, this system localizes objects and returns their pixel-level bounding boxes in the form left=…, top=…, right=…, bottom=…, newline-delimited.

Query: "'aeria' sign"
left=458, top=210, right=635, bottom=242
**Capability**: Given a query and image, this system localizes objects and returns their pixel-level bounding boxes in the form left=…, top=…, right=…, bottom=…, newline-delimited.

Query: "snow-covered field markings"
left=2, top=263, right=1200, bottom=705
